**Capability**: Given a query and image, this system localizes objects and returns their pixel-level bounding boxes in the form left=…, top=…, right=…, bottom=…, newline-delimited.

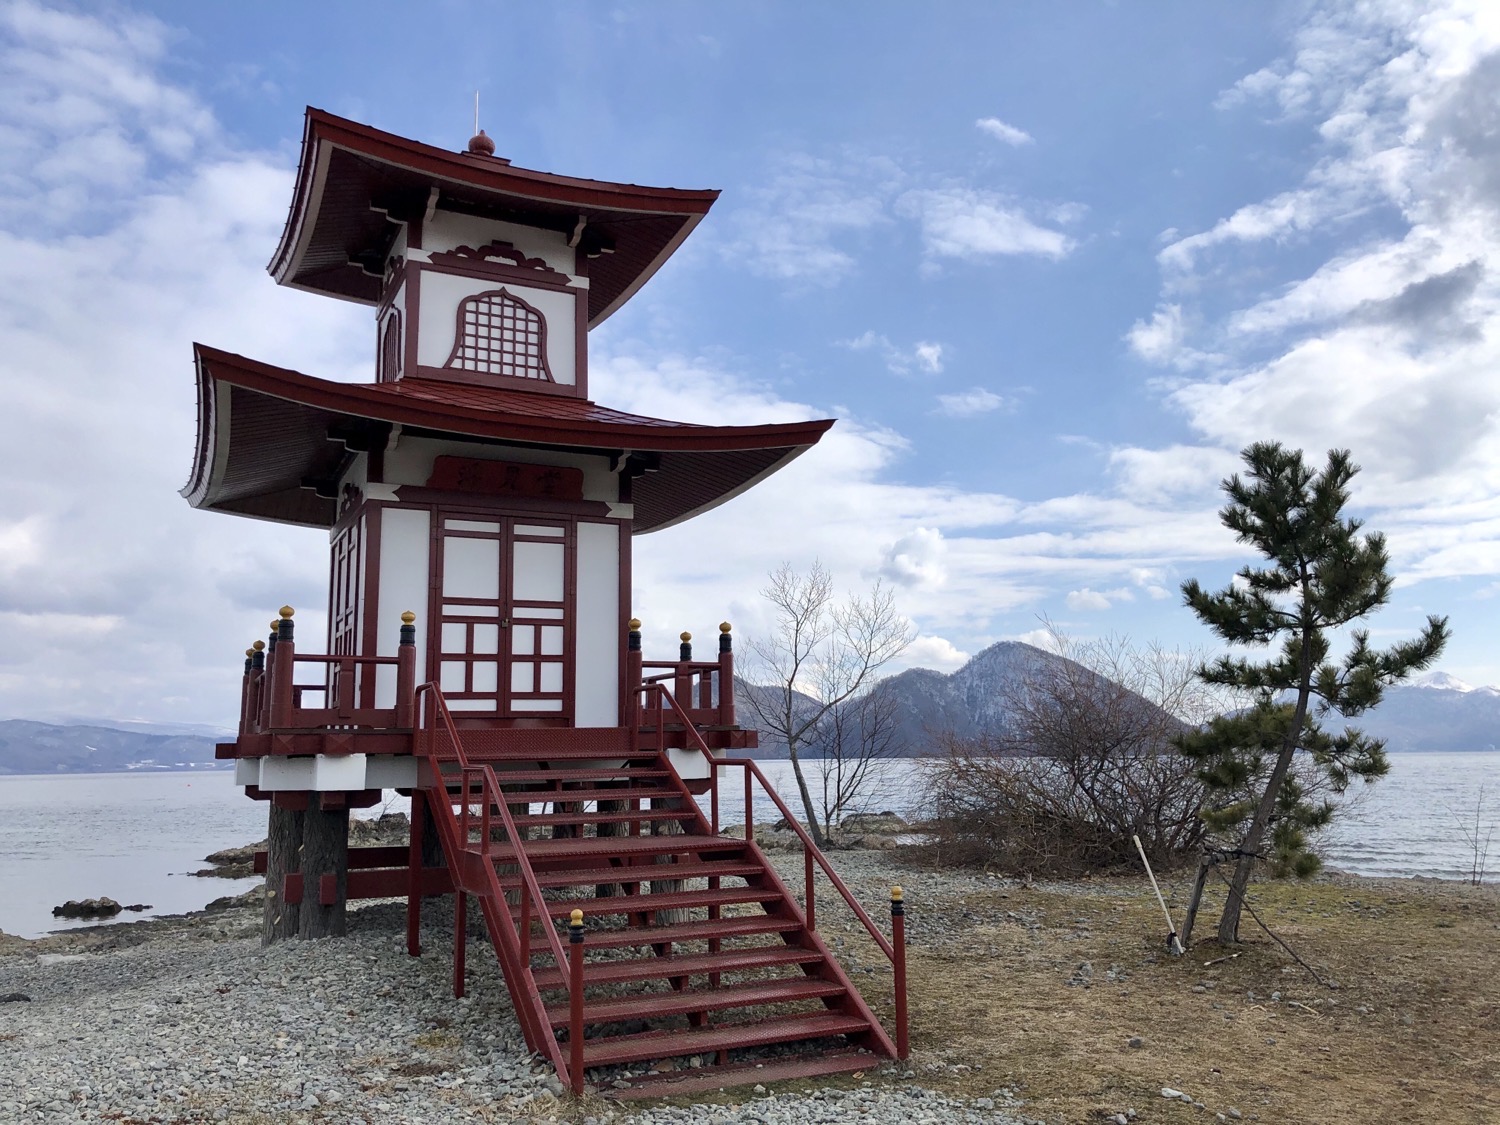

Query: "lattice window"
left=443, top=288, right=554, bottom=382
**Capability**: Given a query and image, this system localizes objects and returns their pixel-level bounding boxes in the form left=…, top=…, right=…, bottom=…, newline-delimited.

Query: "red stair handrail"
left=637, top=683, right=901, bottom=959
left=413, top=683, right=576, bottom=1081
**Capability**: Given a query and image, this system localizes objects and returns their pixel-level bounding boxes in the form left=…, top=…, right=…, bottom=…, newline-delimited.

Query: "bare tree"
left=925, top=626, right=1234, bottom=874
left=805, top=678, right=905, bottom=842
left=742, top=561, right=914, bottom=848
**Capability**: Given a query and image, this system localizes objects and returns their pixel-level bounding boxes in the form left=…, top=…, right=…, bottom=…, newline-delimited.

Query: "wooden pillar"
left=650, top=796, right=688, bottom=925
left=262, top=797, right=304, bottom=945
left=299, top=800, right=350, bottom=939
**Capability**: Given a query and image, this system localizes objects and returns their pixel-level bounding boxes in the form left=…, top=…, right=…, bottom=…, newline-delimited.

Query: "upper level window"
left=444, top=288, right=554, bottom=382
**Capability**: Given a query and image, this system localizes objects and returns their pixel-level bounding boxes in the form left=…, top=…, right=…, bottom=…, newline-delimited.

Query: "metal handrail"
left=638, top=683, right=897, bottom=961
left=413, top=683, right=575, bottom=1077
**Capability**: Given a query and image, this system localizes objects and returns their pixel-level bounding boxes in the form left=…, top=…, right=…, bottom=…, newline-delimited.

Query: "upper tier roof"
left=270, top=108, right=720, bottom=326
left=182, top=346, right=833, bottom=533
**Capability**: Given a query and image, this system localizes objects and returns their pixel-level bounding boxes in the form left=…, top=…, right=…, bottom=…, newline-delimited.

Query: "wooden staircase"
left=408, top=686, right=903, bottom=1099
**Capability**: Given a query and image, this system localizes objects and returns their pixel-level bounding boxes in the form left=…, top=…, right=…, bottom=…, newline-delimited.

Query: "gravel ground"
left=0, top=842, right=1045, bottom=1124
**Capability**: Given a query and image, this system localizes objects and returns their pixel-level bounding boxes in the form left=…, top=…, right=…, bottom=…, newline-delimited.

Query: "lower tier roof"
left=181, top=346, right=832, bottom=533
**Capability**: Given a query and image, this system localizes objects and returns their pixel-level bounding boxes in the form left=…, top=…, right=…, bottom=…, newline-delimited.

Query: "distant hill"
left=1356, top=681, right=1500, bottom=751
left=0, top=720, right=228, bottom=775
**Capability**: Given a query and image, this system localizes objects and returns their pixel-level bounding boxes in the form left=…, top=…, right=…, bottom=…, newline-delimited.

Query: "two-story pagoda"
left=182, top=109, right=907, bottom=1097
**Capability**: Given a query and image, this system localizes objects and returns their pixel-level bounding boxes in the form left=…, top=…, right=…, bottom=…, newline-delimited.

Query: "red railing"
left=239, top=608, right=416, bottom=734
left=411, top=682, right=576, bottom=1086
left=633, top=623, right=737, bottom=731
left=636, top=680, right=909, bottom=1058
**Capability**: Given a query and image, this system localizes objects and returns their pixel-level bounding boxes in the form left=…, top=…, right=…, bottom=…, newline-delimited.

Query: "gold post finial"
left=680, top=631, right=692, bottom=643
left=628, top=618, right=642, bottom=631
left=401, top=610, right=416, bottom=624
left=252, top=640, right=265, bottom=652
left=245, top=648, right=256, bottom=658
left=719, top=621, right=732, bottom=633
left=570, top=907, right=584, bottom=926
left=279, top=605, right=295, bottom=619
left=891, top=885, right=904, bottom=903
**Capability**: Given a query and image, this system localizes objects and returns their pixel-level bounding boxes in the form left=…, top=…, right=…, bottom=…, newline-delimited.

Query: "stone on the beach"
left=51, top=897, right=123, bottom=918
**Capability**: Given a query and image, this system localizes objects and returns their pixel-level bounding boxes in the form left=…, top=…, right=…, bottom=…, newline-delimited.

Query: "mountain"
left=736, top=641, right=1174, bottom=758
left=1353, top=682, right=1500, bottom=751
left=0, top=720, right=228, bottom=775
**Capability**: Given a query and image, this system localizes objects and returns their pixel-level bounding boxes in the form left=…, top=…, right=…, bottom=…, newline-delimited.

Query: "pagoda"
left=183, top=108, right=908, bottom=1097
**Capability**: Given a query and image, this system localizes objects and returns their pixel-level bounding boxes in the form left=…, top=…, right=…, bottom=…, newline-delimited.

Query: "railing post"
left=675, top=631, right=692, bottom=712
left=395, top=611, right=417, bottom=727
left=626, top=618, right=643, bottom=731
left=569, top=908, right=586, bottom=1096
left=718, top=622, right=735, bottom=726
left=892, top=885, right=909, bottom=1060
left=269, top=606, right=296, bottom=728
left=805, top=846, right=815, bottom=931
left=453, top=890, right=467, bottom=999
left=239, top=647, right=255, bottom=735
left=258, top=624, right=276, bottom=729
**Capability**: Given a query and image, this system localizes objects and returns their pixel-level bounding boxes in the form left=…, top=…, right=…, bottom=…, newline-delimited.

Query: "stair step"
left=581, top=1011, right=870, bottom=1068
left=486, top=834, right=741, bottom=863
left=477, top=767, right=671, bottom=784
left=510, top=807, right=698, bottom=829
left=484, top=786, right=680, bottom=805
left=602, top=1049, right=875, bottom=1100
left=546, top=977, right=845, bottom=1027
left=565, top=915, right=804, bottom=953
left=497, top=859, right=764, bottom=890
left=461, top=745, right=660, bottom=761
left=542, top=886, right=780, bottom=918
left=532, top=940, right=818, bottom=988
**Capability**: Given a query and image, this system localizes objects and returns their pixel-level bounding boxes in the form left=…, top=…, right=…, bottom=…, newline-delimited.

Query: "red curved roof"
left=182, top=346, right=833, bottom=533
left=271, top=108, right=719, bottom=327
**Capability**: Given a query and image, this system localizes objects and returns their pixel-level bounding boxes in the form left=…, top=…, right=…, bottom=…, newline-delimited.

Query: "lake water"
left=1, top=751, right=1496, bottom=938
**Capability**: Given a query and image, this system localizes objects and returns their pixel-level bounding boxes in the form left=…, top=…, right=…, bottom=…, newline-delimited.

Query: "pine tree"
left=1177, top=442, right=1449, bottom=945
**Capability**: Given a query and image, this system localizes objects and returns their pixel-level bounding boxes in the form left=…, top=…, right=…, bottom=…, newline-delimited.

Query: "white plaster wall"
left=574, top=521, right=619, bottom=727
left=383, top=436, right=616, bottom=501
left=415, top=271, right=577, bottom=387
left=376, top=507, right=430, bottom=707
left=422, top=212, right=570, bottom=270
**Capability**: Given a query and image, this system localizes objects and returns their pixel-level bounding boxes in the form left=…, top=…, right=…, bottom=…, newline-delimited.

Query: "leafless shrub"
left=922, top=627, right=1234, bottom=876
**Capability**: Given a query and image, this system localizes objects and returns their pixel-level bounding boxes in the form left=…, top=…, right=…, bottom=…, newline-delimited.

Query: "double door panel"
left=432, top=513, right=573, bottom=719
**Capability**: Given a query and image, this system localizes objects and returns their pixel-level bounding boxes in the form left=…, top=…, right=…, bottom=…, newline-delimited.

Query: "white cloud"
left=934, top=388, right=1007, bottom=417
left=1107, top=445, right=1240, bottom=505
left=975, top=117, right=1033, bottom=146
left=898, top=188, right=1075, bottom=263
left=901, top=635, right=970, bottom=672
left=1130, top=0, right=1500, bottom=594
left=1126, top=303, right=1185, bottom=363
left=842, top=332, right=946, bottom=376
left=1065, top=588, right=1113, bottom=611
left=878, top=527, right=947, bottom=588
left=720, top=151, right=898, bottom=285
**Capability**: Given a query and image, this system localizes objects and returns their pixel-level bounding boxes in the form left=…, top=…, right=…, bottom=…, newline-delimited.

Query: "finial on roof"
left=466, top=129, right=496, bottom=156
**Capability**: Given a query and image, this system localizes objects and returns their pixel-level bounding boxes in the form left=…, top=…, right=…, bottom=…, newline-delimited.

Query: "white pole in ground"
left=1133, top=833, right=1184, bottom=956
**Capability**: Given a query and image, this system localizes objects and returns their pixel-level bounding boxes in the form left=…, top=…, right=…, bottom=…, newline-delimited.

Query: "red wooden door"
left=431, top=514, right=574, bottom=720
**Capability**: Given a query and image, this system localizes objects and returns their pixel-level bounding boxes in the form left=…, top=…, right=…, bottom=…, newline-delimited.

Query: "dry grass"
left=855, top=869, right=1500, bottom=1124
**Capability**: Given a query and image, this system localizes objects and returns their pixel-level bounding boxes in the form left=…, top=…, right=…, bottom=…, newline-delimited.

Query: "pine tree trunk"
left=261, top=802, right=304, bottom=946
left=1217, top=625, right=1316, bottom=944
left=299, top=805, right=349, bottom=939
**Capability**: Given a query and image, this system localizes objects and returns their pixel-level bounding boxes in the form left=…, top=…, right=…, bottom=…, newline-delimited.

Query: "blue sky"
left=2, top=0, right=1499, bottom=727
